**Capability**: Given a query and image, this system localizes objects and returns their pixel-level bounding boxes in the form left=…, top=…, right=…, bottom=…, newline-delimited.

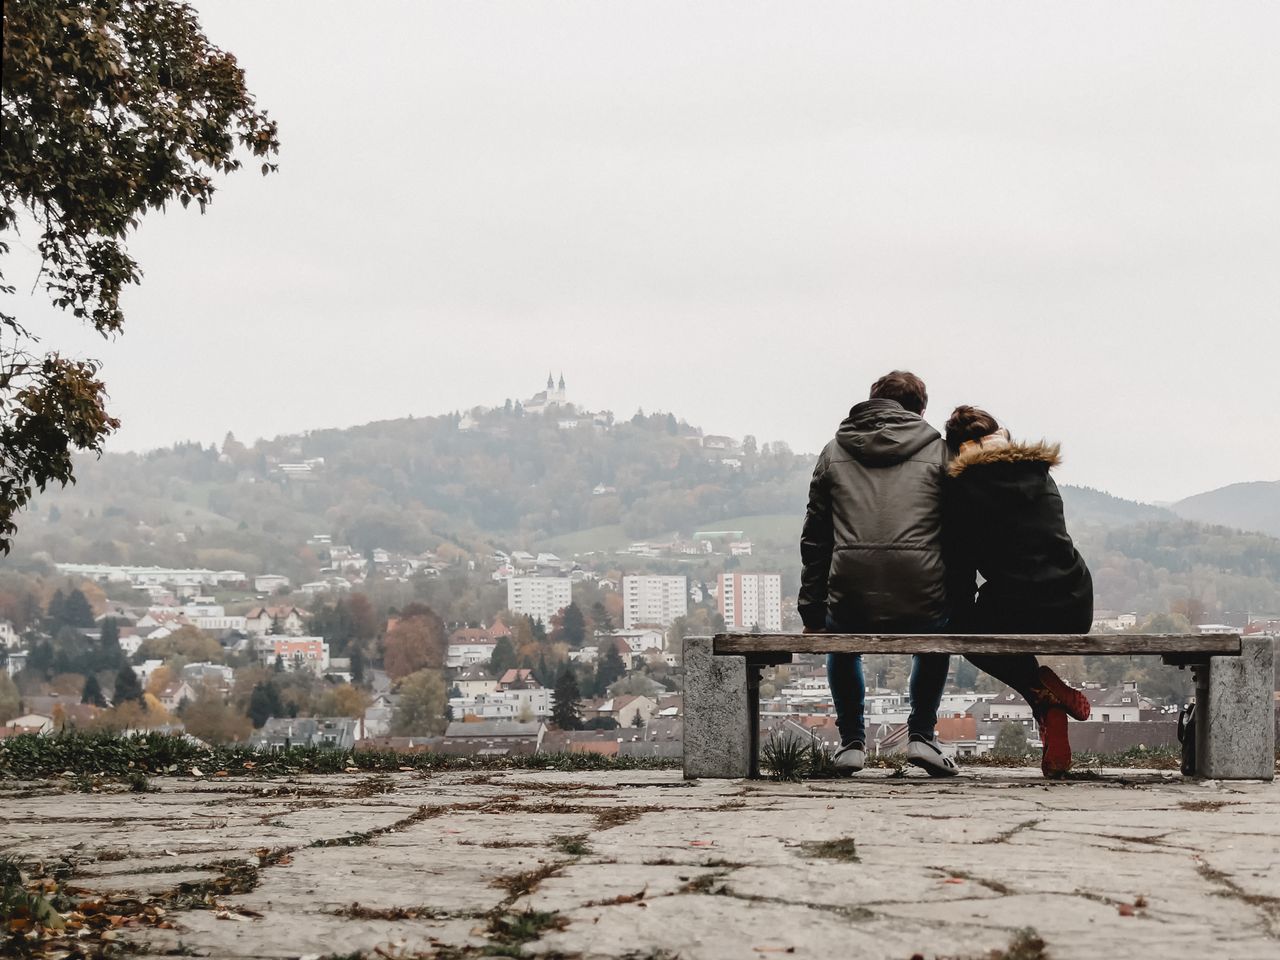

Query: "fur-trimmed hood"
left=947, top=439, right=1062, bottom=478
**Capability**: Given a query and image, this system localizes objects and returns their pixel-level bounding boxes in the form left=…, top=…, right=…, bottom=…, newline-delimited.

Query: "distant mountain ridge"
left=1171, top=480, right=1280, bottom=538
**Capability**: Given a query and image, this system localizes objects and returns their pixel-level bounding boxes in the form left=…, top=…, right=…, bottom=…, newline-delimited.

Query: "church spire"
left=558, top=372, right=565, bottom=391
left=546, top=371, right=554, bottom=390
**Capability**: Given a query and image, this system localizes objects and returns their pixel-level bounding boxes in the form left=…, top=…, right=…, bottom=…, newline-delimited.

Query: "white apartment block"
left=718, top=573, right=783, bottom=632
left=506, top=577, right=572, bottom=625
left=623, top=576, right=688, bottom=629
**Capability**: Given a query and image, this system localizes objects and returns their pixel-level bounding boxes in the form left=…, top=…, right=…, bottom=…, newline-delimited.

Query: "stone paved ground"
left=3, top=767, right=1278, bottom=959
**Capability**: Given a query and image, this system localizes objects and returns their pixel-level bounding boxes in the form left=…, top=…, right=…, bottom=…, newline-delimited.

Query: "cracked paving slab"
left=1, top=768, right=1277, bottom=959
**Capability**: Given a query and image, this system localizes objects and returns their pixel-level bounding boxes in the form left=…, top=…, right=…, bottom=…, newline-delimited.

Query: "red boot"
left=1039, top=706, right=1071, bottom=778
left=1038, top=666, right=1091, bottom=721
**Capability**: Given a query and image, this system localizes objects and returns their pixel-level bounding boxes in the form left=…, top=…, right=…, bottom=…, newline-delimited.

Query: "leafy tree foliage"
left=389, top=669, right=446, bottom=736
left=181, top=683, right=251, bottom=744
left=1, top=0, right=279, bottom=552
left=551, top=667, right=583, bottom=730
left=383, top=605, right=446, bottom=680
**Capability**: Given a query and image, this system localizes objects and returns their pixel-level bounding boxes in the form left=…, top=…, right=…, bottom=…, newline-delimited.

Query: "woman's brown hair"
left=945, top=405, right=1000, bottom=452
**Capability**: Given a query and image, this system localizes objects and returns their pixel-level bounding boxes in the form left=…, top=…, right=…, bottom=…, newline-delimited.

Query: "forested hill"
left=1172, top=481, right=1280, bottom=538
left=6, top=403, right=1278, bottom=623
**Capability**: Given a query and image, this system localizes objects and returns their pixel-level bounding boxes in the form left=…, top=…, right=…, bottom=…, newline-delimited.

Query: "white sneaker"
left=833, top=742, right=865, bottom=775
left=906, top=738, right=960, bottom=778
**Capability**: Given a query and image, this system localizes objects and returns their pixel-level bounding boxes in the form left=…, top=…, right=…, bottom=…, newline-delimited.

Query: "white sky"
left=10, top=1, right=1279, bottom=504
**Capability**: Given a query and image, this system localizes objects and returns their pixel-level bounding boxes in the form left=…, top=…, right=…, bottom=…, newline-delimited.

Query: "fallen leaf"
left=943, top=878, right=965, bottom=884
left=190, top=767, right=203, bottom=777
left=752, top=948, right=795, bottom=954
left=215, top=770, right=229, bottom=777
left=1118, top=903, right=1135, bottom=916
left=689, top=840, right=714, bottom=847
left=1134, top=895, right=1148, bottom=908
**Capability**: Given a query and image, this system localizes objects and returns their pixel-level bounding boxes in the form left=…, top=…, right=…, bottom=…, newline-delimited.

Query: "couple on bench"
left=799, top=370, right=1094, bottom=778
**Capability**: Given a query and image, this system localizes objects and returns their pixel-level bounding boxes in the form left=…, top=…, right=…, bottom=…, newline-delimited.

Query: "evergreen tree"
left=530, top=616, right=547, bottom=643
left=561, top=603, right=586, bottom=648
left=273, top=653, right=285, bottom=673
left=113, top=664, right=144, bottom=707
left=489, top=636, right=516, bottom=676
left=535, top=652, right=551, bottom=687
left=595, top=643, right=626, bottom=695
left=631, top=708, right=645, bottom=728
left=99, top=616, right=120, bottom=651
left=992, top=722, right=1030, bottom=758
left=46, top=589, right=66, bottom=625
left=552, top=667, right=583, bottom=730
left=64, top=589, right=95, bottom=627
left=350, top=644, right=366, bottom=683
left=590, top=601, right=613, bottom=635
left=248, top=681, right=283, bottom=728
left=81, top=673, right=106, bottom=707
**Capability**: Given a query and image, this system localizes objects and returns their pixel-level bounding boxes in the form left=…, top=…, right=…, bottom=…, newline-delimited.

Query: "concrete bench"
left=682, top=632, right=1276, bottom=781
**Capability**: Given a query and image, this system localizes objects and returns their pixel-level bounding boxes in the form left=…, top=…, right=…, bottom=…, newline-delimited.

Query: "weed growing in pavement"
left=798, top=838, right=860, bottom=862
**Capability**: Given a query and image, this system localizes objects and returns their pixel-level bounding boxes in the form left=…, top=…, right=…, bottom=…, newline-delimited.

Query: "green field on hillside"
left=544, top=513, right=801, bottom=557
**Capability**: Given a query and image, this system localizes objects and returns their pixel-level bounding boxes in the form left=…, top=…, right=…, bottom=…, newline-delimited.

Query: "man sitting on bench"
left=799, top=369, right=958, bottom=777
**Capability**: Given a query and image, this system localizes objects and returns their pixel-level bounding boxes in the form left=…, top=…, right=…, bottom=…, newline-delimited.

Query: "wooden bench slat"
left=711, top=632, right=1242, bottom=657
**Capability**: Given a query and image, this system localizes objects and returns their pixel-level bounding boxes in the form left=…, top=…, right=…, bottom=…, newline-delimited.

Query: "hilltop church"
left=524, top=373, right=567, bottom=415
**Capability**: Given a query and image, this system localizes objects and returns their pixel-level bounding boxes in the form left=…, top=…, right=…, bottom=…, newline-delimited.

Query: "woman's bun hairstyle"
left=945, top=405, right=1000, bottom=452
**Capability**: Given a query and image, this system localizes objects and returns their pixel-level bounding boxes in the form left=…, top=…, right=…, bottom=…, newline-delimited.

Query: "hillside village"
left=3, top=376, right=1280, bottom=762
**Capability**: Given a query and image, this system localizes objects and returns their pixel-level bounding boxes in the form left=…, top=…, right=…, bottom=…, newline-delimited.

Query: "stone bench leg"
left=1194, top=635, right=1275, bottom=781
left=682, top=636, right=751, bottom=779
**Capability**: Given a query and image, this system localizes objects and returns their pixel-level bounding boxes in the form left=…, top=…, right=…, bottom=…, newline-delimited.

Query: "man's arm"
left=798, top=449, right=834, bottom=631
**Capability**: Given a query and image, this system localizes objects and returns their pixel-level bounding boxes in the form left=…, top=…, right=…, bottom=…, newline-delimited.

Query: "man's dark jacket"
left=944, top=440, right=1093, bottom=633
left=798, top=399, right=950, bottom=631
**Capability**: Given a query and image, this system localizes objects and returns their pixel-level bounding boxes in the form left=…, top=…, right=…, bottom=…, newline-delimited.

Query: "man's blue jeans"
left=824, top=614, right=950, bottom=746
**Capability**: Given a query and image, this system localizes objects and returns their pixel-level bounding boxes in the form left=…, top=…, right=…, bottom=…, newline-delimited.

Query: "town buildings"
left=717, top=572, right=783, bottom=631
left=622, top=575, right=688, bottom=628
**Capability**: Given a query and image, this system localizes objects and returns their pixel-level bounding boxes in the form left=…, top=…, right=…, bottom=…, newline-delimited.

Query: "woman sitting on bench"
left=943, top=405, right=1094, bottom=778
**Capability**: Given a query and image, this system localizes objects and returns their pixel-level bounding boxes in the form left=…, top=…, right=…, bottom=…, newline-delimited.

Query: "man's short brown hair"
left=869, top=370, right=928, bottom=414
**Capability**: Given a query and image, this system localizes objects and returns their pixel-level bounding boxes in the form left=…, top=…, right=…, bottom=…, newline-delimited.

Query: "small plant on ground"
left=550, top=834, right=591, bottom=856
left=798, top=838, right=860, bottom=862
left=761, top=733, right=808, bottom=781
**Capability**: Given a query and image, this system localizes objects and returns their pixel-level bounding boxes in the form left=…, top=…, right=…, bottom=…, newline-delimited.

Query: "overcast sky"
left=12, top=1, right=1279, bottom=504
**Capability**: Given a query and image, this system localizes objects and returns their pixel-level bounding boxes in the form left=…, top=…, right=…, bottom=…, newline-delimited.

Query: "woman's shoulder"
left=946, top=440, right=1061, bottom=479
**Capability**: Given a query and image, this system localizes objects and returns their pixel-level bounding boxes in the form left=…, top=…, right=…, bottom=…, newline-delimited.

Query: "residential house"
left=541, top=729, right=619, bottom=757
left=1083, top=680, right=1142, bottom=723
left=4, top=714, right=54, bottom=735
left=1068, top=721, right=1178, bottom=753
left=452, top=666, right=499, bottom=698
left=157, top=680, right=196, bottom=712
left=436, top=720, right=544, bottom=757
left=0, top=620, right=19, bottom=649
left=250, top=717, right=364, bottom=750
left=254, top=574, right=291, bottom=593
left=446, top=627, right=497, bottom=668
left=585, top=694, right=658, bottom=728
left=256, top=636, right=330, bottom=675
left=182, top=662, right=235, bottom=689
left=245, top=606, right=307, bottom=637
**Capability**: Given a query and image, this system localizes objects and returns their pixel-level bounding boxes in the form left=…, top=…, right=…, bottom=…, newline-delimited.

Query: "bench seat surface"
left=712, top=633, right=1241, bottom=657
